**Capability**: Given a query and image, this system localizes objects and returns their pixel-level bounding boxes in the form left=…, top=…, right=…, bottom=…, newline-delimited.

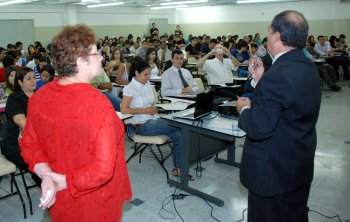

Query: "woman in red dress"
left=20, top=24, right=132, bottom=221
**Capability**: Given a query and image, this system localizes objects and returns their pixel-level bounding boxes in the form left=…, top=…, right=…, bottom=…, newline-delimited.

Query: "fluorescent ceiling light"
left=161, top=0, right=208, bottom=6
left=0, top=0, right=26, bottom=7
left=87, top=2, right=124, bottom=8
left=176, top=6, right=213, bottom=10
left=151, top=5, right=188, bottom=10
left=237, top=0, right=284, bottom=3
left=81, top=0, right=100, bottom=2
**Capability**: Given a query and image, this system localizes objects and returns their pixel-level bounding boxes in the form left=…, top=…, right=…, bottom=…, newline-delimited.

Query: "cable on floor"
left=309, top=209, right=350, bottom=222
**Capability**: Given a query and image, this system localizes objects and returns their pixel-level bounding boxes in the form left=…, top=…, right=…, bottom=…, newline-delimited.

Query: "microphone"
left=257, top=46, right=267, bottom=58
left=253, top=47, right=267, bottom=69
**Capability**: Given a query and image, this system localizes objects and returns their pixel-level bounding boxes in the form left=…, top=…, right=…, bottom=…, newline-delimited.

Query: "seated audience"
left=105, top=48, right=123, bottom=77
left=161, top=49, right=199, bottom=97
left=26, top=53, right=41, bottom=70
left=136, top=40, right=148, bottom=59
left=307, top=35, right=316, bottom=47
left=126, top=34, right=134, bottom=45
left=3, top=67, right=41, bottom=186
left=130, top=42, right=139, bottom=55
left=1, top=65, right=16, bottom=96
left=121, top=60, right=193, bottom=180
left=304, top=41, right=341, bottom=91
left=146, top=48, right=161, bottom=78
left=15, top=50, right=25, bottom=66
left=90, top=69, right=122, bottom=111
left=197, top=44, right=239, bottom=85
left=121, top=42, right=131, bottom=55
left=158, top=40, right=172, bottom=63
left=231, top=40, right=251, bottom=77
left=36, top=64, right=55, bottom=90
left=185, top=37, right=201, bottom=58
left=174, top=35, right=185, bottom=49
left=339, top=34, right=347, bottom=48
left=315, top=35, right=349, bottom=80
left=0, top=55, right=16, bottom=82
left=32, top=56, right=50, bottom=82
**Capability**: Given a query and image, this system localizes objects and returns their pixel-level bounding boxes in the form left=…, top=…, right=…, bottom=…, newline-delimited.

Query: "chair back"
left=194, top=78, right=205, bottom=93
left=151, top=85, right=159, bottom=104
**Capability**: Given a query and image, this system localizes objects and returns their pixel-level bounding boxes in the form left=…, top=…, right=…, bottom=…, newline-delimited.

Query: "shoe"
left=172, top=168, right=195, bottom=181
left=331, top=86, right=341, bottom=91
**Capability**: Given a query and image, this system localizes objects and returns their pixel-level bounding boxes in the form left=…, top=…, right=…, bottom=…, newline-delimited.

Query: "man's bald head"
left=270, top=10, right=309, bottom=49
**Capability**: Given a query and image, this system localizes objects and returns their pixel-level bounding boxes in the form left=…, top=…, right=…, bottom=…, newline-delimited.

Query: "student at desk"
left=197, top=44, right=239, bottom=85
left=161, top=49, right=199, bottom=97
left=121, top=59, right=193, bottom=180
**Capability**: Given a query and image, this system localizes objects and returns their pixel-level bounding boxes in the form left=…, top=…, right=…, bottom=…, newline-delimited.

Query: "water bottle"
left=232, top=120, right=240, bottom=134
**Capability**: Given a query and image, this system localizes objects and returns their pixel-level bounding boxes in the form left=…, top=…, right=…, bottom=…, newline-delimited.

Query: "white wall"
left=0, top=0, right=349, bottom=45
left=0, top=4, right=66, bottom=27
left=175, top=0, right=350, bottom=24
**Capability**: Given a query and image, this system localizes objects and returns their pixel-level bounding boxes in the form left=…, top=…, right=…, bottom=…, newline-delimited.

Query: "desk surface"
left=161, top=108, right=246, bottom=138
left=116, top=112, right=132, bottom=120
left=112, top=83, right=127, bottom=87
left=233, top=77, right=248, bottom=81
left=149, top=76, right=162, bottom=82
left=156, top=97, right=195, bottom=111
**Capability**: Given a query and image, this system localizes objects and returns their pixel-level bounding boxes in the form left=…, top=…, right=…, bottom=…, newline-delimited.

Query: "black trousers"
left=326, top=57, right=349, bottom=80
left=248, top=184, right=311, bottom=222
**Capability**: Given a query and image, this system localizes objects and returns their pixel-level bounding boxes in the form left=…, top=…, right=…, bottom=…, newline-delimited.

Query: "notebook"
left=173, top=90, right=214, bottom=120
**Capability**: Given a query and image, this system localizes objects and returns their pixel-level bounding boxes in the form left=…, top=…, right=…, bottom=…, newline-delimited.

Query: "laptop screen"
left=194, top=90, right=214, bottom=118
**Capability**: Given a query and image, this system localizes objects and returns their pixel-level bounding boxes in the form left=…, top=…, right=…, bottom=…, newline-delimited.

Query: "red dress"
left=20, top=79, right=132, bottom=222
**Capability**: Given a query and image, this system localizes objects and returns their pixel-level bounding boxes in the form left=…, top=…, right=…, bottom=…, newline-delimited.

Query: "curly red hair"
left=51, top=24, right=96, bottom=77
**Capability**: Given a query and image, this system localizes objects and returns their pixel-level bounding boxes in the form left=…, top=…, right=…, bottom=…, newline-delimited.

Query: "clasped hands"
left=39, top=171, right=67, bottom=210
left=145, top=105, right=157, bottom=115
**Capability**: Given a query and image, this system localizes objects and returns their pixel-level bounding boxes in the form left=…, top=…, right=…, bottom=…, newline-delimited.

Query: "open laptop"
left=173, top=90, right=214, bottom=120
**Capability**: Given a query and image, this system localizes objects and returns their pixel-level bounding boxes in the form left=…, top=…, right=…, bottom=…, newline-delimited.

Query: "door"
left=0, top=20, right=35, bottom=51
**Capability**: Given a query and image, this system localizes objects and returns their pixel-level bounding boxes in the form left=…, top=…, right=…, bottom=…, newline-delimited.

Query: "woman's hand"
left=39, top=175, right=57, bottom=209
left=44, top=172, right=67, bottom=191
left=145, top=105, right=157, bottom=115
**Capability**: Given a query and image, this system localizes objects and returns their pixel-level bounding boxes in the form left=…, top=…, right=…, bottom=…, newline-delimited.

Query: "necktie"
left=178, top=69, right=189, bottom=88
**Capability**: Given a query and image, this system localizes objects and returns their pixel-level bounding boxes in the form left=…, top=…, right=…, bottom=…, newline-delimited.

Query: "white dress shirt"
left=157, top=48, right=172, bottom=62
left=314, top=42, right=331, bottom=57
left=203, top=58, right=238, bottom=85
left=123, top=78, right=157, bottom=124
left=161, top=65, right=199, bottom=97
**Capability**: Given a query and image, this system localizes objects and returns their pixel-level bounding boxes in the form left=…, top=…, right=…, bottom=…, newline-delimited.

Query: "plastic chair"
left=126, top=133, right=172, bottom=179
left=194, top=78, right=205, bottom=93
left=0, top=139, right=27, bottom=219
left=124, top=86, right=173, bottom=179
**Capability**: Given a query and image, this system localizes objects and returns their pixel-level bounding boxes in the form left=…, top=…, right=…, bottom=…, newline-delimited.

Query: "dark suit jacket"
left=238, top=49, right=321, bottom=197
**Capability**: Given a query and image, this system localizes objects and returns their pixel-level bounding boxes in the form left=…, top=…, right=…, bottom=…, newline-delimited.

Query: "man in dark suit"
left=236, top=10, right=321, bottom=222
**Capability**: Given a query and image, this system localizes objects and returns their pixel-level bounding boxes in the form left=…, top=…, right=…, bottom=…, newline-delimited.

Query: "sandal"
left=172, top=168, right=195, bottom=181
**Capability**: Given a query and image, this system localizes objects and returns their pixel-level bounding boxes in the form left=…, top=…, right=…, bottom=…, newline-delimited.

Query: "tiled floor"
left=1, top=81, right=350, bottom=222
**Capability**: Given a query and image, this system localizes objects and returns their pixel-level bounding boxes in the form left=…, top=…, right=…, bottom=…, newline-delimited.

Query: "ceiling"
left=0, top=0, right=317, bottom=8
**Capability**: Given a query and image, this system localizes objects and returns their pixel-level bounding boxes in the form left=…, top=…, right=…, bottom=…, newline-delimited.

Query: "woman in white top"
left=145, top=48, right=161, bottom=78
left=121, top=60, right=193, bottom=180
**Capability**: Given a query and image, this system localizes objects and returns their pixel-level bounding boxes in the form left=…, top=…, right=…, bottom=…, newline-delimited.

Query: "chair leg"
left=20, top=169, right=33, bottom=215
left=149, top=145, right=169, bottom=180
left=11, top=173, right=27, bottom=219
left=126, top=143, right=147, bottom=163
left=138, top=144, right=150, bottom=163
